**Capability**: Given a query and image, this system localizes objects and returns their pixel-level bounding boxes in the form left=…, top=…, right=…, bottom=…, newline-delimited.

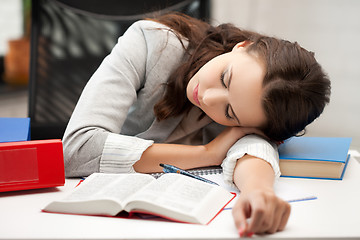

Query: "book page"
left=43, top=173, right=156, bottom=216
left=64, top=173, right=155, bottom=203
left=125, top=173, right=217, bottom=213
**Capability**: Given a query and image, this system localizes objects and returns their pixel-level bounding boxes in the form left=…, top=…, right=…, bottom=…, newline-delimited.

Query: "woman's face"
left=186, top=42, right=267, bottom=128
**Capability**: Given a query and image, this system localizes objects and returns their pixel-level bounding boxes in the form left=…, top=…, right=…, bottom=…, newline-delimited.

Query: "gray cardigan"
left=62, top=20, right=280, bottom=185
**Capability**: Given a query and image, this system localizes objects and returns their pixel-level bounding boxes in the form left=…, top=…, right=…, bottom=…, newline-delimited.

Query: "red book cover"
left=0, top=139, right=65, bottom=192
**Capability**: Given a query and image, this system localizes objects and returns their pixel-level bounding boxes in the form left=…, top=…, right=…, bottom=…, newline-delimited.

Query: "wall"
left=211, top=0, right=360, bottom=150
left=0, top=0, right=22, bottom=55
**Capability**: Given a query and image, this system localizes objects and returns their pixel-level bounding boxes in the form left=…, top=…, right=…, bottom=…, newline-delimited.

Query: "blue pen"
left=159, top=163, right=219, bottom=185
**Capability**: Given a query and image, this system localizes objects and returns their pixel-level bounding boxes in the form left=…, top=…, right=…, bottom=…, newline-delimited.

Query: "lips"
left=193, top=83, right=200, bottom=106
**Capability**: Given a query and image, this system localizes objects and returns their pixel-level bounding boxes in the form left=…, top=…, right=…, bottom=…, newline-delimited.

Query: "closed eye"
left=221, top=69, right=232, bottom=119
left=225, top=104, right=233, bottom=119
left=223, top=65, right=241, bottom=125
left=220, top=71, right=227, bottom=88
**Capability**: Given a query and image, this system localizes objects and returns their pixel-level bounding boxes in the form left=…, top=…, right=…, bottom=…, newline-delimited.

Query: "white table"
left=1, top=155, right=360, bottom=239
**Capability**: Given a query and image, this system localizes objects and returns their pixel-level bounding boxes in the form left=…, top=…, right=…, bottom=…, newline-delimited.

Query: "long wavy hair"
left=151, top=13, right=331, bottom=141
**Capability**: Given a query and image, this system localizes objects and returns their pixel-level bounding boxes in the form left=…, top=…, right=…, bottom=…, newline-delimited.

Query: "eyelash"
left=220, top=71, right=232, bottom=120
left=225, top=105, right=232, bottom=119
left=220, top=71, right=227, bottom=88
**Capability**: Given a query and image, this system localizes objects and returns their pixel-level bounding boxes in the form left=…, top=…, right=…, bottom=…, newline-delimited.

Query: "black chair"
left=29, top=0, right=210, bottom=140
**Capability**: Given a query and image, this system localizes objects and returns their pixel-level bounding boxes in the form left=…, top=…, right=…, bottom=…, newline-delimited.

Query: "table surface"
left=1, top=154, right=360, bottom=240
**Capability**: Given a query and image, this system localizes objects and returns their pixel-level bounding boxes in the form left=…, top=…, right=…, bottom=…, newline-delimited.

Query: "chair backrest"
left=29, top=0, right=210, bottom=140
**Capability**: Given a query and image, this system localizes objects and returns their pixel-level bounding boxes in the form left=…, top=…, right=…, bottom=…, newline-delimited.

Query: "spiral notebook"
left=151, top=166, right=222, bottom=179
left=153, top=166, right=317, bottom=206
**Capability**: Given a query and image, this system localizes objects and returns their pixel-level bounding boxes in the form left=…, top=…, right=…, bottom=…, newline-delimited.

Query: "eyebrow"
left=227, top=66, right=241, bottom=126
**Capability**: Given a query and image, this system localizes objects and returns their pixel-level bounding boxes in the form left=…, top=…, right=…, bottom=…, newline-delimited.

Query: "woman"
left=63, top=13, right=330, bottom=236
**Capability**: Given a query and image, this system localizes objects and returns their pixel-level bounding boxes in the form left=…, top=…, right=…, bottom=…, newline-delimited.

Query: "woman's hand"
left=204, top=126, right=265, bottom=166
left=232, top=188, right=291, bottom=237
left=231, top=154, right=291, bottom=237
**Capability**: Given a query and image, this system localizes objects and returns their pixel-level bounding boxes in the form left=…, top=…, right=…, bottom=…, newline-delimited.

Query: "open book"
left=43, top=173, right=235, bottom=224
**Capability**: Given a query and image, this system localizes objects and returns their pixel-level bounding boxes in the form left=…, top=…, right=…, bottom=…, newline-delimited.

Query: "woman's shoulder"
left=132, top=19, right=168, bottom=29
left=125, top=20, right=187, bottom=74
left=129, top=19, right=187, bottom=49
left=131, top=19, right=173, bottom=34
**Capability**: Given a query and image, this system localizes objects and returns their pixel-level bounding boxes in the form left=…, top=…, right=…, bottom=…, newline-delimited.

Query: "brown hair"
left=151, top=13, right=331, bottom=141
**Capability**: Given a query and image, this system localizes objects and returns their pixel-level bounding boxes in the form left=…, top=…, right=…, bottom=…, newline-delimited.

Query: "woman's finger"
left=278, top=202, right=291, bottom=231
left=267, top=204, right=283, bottom=234
left=246, top=195, right=268, bottom=233
left=232, top=198, right=252, bottom=237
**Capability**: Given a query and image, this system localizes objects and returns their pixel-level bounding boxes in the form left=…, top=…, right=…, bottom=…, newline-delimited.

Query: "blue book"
left=0, top=117, right=31, bottom=143
left=278, top=137, right=352, bottom=180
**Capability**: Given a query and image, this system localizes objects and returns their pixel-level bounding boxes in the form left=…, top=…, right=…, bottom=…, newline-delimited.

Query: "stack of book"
left=0, top=118, right=65, bottom=192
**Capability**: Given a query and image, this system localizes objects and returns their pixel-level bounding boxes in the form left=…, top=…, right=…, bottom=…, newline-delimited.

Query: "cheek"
left=198, top=63, right=219, bottom=86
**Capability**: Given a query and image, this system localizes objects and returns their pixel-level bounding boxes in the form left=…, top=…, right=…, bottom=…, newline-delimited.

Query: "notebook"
left=153, top=166, right=316, bottom=206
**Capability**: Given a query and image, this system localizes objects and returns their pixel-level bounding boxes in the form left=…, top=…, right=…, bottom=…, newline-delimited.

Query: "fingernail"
left=238, top=228, right=245, bottom=237
left=246, top=232, right=254, bottom=238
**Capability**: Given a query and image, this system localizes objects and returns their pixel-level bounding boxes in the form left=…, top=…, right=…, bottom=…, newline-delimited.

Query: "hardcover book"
left=0, top=139, right=65, bottom=192
left=0, top=117, right=30, bottom=143
left=278, top=137, right=352, bottom=180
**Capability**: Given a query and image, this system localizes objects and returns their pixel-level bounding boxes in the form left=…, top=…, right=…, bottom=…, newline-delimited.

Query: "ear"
left=232, top=41, right=252, bottom=52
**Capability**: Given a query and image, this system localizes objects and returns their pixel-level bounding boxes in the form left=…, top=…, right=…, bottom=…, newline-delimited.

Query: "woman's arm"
left=62, top=21, right=148, bottom=177
left=63, top=20, right=185, bottom=177
left=134, top=126, right=262, bottom=172
left=133, top=143, right=211, bottom=172
left=231, top=155, right=291, bottom=236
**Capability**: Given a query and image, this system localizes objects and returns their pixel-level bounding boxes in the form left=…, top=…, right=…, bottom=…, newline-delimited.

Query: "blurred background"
left=0, top=0, right=359, bottom=149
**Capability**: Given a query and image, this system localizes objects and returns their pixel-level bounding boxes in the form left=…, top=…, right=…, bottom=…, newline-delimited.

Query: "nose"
left=202, top=88, right=227, bottom=107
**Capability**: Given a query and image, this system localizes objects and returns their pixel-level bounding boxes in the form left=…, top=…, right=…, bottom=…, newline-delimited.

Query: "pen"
left=159, top=163, right=219, bottom=185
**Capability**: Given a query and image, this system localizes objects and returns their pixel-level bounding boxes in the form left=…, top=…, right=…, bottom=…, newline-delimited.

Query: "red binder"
left=0, top=139, right=65, bottom=192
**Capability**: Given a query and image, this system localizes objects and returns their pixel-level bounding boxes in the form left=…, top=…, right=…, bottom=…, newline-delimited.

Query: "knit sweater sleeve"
left=62, top=21, right=174, bottom=177
left=221, top=135, right=281, bottom=188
